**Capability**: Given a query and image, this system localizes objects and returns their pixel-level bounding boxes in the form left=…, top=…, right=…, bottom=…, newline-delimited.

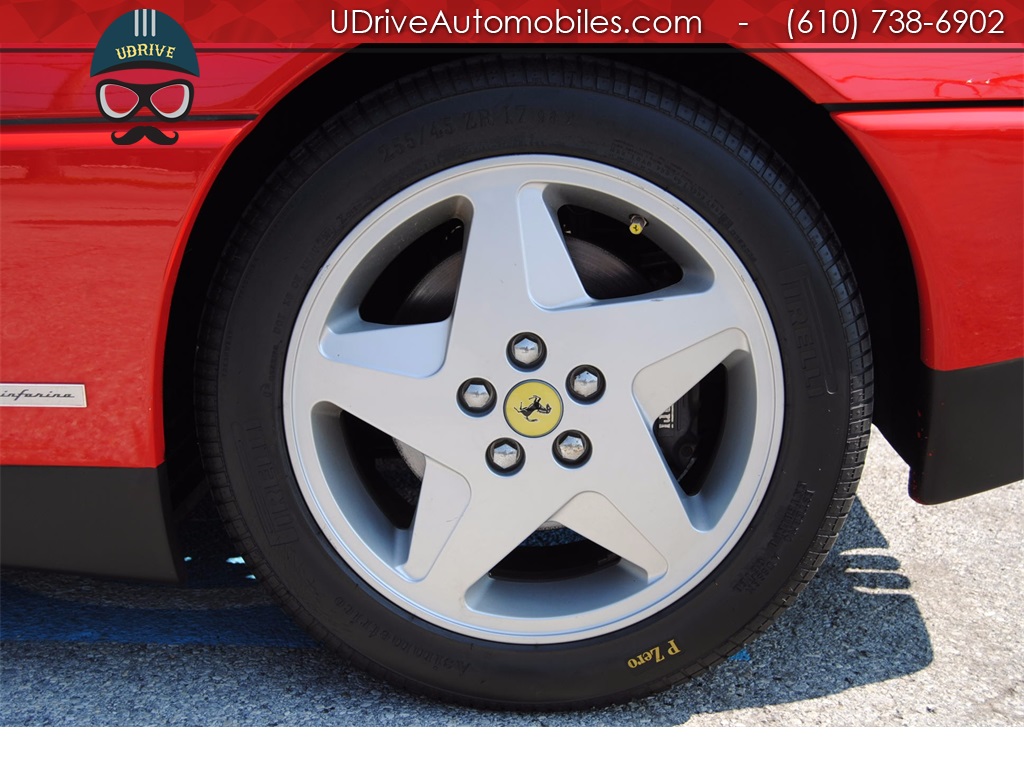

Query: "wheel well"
left=163, top=46, right=921, bottom=508
left=613, top=47, right=920, bottom=460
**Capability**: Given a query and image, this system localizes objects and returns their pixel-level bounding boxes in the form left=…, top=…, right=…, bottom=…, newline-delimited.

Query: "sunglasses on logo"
left=96, top=79, right=193, bottom=121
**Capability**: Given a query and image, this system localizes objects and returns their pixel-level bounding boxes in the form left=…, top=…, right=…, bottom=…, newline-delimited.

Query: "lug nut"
left=487, top=439, right=524, bottom=474
left=553, top=431, right=591, bottom=467
left=567, top=366, right=605, bottom=403
left=459, top=378, right=496, bottom=415
left=508, top=333, right=546, bottom=370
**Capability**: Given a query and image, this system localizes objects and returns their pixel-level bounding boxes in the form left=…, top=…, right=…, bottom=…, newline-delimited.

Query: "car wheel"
left=197, top=56, right=872, bottom=709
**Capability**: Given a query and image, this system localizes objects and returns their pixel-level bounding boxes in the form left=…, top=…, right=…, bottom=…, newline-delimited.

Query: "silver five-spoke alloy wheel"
left=283, top=156, right=784, bottom=643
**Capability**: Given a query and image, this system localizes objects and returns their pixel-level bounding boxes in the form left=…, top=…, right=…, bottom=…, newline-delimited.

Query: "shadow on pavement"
left=0, top=495, right=933, bottom=725
left=645, top=495, right=934, bottom=723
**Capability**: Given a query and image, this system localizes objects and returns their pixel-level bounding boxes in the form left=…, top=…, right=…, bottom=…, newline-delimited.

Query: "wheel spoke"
left=551, top=492, right=668, bottom=581
left=290, top=330, right=446, bottom=456
left=447, top=178, right=589, bottom=357
left=572, top=283, right=751, bottom=374
left=588, top=419, right=711, bottom=578
left=400, top=459, right=472, bottom=581
left=405, top=483, right=555, bottom=609
left=557, top=283, right=751, bottom=425
left=633, top=328, right=749, bottom=426
left=319, top=319, right=450, bottom=378
left=517, top=184, right=590, bottom=310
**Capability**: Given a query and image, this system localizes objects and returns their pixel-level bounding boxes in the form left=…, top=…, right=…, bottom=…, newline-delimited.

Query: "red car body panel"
left=1, top=48, right=341, bottom=468
left=749, top=47, right=1024, bottom=104
left=1, top=123, right=248, bottom=467
left=834, top=108, right=1024, bottom=371
left=1, top=20, right=1021, bottom=481
left=0, top=51, right=337, bottom=119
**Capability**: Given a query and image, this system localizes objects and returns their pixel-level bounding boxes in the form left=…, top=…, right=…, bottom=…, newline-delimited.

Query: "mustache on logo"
left=110, top=125, right=179, bottom=145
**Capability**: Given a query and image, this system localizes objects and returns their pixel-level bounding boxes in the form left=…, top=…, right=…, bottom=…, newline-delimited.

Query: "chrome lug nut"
left=487, top=439, right=524, bottom=474
left=553, top=431, right=591, bottom=467
left=567, top=366, right=605, bottom=403
left=508, top=333, right=546, bottom=370
left=459, top=378, right=496, bottom=415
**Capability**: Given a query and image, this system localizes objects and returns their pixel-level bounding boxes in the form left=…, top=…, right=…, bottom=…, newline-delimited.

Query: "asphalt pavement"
left=2, top=426, right=1021, bottom=726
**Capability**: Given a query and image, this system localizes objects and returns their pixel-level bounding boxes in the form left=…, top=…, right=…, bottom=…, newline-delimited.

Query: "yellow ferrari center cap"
left=504, top=380, right=563, bottom=438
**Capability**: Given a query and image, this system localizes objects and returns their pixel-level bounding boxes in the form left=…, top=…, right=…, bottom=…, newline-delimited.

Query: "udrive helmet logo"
left=90, top=10, right=200, bottom=145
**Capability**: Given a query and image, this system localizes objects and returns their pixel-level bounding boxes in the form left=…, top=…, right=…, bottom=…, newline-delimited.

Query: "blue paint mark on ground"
left=729, top=649, right=751, bottom=662
left=0, top=581, right=316, bottom=648
left=0, top=512, right=319, bottom=648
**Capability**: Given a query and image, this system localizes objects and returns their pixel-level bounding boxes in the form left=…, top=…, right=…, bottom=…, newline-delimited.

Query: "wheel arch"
left=162, top=47, right=470, bottom=506
left=612, top=47, right=920, bottom=463
left=161, top=45, right=921, bottom=509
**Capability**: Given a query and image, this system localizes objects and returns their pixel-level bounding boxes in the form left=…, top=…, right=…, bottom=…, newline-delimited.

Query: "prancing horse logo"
left=504, top=380, right=562, bottom=437
left=515, top=394, right=553, bottom=422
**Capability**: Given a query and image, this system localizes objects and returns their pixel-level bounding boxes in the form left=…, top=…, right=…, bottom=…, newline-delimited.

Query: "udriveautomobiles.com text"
left=330, top=8, right=703, bottom=36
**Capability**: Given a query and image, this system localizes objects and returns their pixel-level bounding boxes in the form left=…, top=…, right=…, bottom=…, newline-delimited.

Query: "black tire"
left=197, top=55, right=872, bottom=709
